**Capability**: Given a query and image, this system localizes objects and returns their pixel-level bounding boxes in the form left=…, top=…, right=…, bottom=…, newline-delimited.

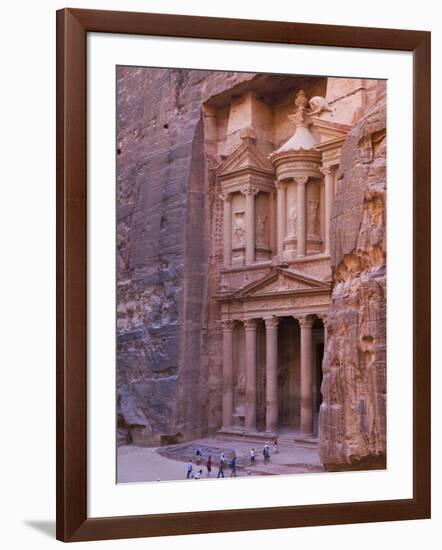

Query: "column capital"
left=319, top=166, right=333, bottom=177
left=243, top=318, right=258, bottom=330
left=240, top=186, right=259, bottom=196
left=264, top=316, right=279, bottom=329
left=221, top=319, right=235, bottom=331
left=220, top=192, right=232, bottom=202
left=275, top=179, right=286, bottom=191
left=294, top=175, right=309, bottom=186
left=296, top=315, right=314, bottom=328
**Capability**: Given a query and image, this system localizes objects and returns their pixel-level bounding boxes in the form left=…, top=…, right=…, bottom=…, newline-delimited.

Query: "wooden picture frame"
left=56, top=7, right=431, bottom=542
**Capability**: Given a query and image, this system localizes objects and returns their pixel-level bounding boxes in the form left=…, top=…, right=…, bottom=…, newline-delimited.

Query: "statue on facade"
left=307, top=199, right=319, bottom=235
left=309, top=96, right=333, bottom=116
left=256, top=212, right=267, bottom=244
left=233, top=212, right=246, bottom=247
left=288, top=201, right=297, bottom=236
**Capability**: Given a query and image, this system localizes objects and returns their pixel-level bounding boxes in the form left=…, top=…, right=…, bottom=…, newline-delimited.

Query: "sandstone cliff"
left=319, top=84, right=387, bottom=470
left=116, top=68, right=257, bottom=445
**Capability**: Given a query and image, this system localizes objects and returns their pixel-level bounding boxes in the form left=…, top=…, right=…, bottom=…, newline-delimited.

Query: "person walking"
left=250, top=448, right=256, bottom=465
left=263, top=444, right=270, bottom=464
left=273, top=439, right=279, bottom=454
left=229, top=455, right=237, bottom=477
left=195, top=447, right=202, bottom=466
left=217, top=460, right=225, bottom=478
left=206, top=455, right=212, bottom=477
left=186, top=460, right=193, bottom=479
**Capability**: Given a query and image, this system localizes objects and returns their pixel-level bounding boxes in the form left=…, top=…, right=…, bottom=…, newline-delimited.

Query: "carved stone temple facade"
left=117, top=69, right=387, bottom=471
left=215, top=87, right=353, bottom=438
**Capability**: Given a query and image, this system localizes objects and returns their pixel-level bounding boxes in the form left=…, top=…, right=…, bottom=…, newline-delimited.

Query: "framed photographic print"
left=56, top=7, right=431, bottom=542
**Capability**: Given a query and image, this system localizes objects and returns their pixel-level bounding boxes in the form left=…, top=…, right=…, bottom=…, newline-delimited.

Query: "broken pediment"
left=310, top=118, right=351, bottom=143
left=217, top=137, right=273, bottom=177
left=232, top=267, right=331, bottom=299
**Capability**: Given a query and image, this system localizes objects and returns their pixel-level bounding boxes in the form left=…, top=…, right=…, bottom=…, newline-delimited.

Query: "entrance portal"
left=221, top=314, right=326, bottom=437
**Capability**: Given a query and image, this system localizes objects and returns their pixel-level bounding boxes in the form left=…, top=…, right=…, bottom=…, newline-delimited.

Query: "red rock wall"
left=116, top=67, right=256, bottom=445
left=319, top=83, right=387, bottom=470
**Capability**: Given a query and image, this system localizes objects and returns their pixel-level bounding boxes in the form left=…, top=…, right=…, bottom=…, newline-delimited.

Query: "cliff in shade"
left=116, top=67, right=262, bottom=446
left=318, top=84, right=387, bottom=471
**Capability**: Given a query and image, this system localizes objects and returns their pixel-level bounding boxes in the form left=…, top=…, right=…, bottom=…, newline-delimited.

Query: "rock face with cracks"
left=318, top=84, right=387, bottom=471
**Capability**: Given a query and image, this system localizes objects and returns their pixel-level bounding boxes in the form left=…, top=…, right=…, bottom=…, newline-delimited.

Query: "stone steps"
left=216, top=427, right=277, bottom=443
left=277, top=433, right=319, bottom=448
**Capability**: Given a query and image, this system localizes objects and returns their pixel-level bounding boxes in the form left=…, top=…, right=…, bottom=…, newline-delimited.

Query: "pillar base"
left=306, top=234, right=322, bottom=254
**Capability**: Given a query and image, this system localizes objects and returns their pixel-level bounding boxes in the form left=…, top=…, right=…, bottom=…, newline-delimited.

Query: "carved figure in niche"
left=234, top=370, right=246, bottom=412
left=309, top=96, right=333, bottom=116
left=256, top=213, right=267, bottom=244
left=288, top=201, right=297, bottom=236
left=233, top=211, right=246, bottom=247
left=307, top=199, right=319, bottom=235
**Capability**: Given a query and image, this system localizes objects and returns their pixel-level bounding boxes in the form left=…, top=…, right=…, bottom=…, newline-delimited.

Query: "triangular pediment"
left=218, top=140, right=273, bottom=176
left=233, top=267, right=330, bottom=299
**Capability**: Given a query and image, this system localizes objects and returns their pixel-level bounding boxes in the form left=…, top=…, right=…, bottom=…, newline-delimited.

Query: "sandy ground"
left=117, top=446, right=191, bottom=483
left=117, top=435, right=323, bottom=484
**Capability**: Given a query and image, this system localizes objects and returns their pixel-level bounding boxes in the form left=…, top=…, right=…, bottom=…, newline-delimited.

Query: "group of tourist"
left=252, top=440, right=278, bottom=465
left=185, top=440, right=278, bottom=479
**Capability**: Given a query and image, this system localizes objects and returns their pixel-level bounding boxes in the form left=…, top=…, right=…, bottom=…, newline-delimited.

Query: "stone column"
left=244, top=318, right=258, bottom=430
left=269, top=192, right=276, bottom=255
left=221, top=320, right=235, bottom=428
left=296, top=176, right=308, bottom=257
left=243, top=187, right=258, bottom=264
left=265, top=316, right=279, bottom=433
left=221, top=193, right=232, bottom=266
left=320, top=167, right=333, bottom=255
left=298, top=315, right=314, bottom=435
left=276, top=180, right=286, bottom=258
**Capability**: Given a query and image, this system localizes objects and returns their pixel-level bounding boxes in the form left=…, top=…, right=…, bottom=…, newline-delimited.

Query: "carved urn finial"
left=272, top=90, right=319, bottom=153
left=294, top=89, right=309, bottom=110
left=289, top=89, right=313, bottom=128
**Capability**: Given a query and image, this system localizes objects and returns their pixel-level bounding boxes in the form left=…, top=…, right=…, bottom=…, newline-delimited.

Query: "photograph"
left=0, top=0, right=436, bottom=546
left=116, top=67, right=387, bottom=484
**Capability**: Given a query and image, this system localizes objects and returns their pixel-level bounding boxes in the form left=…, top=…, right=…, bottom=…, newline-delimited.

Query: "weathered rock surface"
left=319, top=84, right=387, bottom=470
left=117, top=68, right=258, bottom=445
